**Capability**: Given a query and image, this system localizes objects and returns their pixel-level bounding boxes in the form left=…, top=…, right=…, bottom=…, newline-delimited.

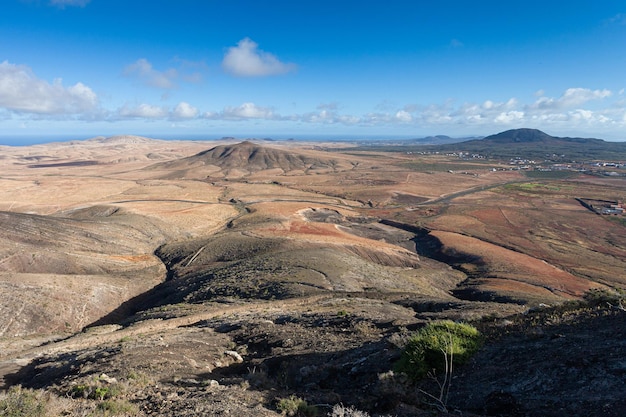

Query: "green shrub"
left=584, top=288, right=626, bottom=308
left=276, top=395, right=318, bottom=416
left=96, top=399, right=138, bottom=416
left=394, top=320, right=482, bottom=381
left=0, top=386, right=45, bottom=417
left=67, top=380, right=123, bottom=400
left=94, top=386, right=110, bottom=401
left=126, top=370, right=152, bottom=388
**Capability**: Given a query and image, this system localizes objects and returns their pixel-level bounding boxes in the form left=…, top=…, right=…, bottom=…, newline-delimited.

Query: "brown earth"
left=0, top=137, right=625, bottom=416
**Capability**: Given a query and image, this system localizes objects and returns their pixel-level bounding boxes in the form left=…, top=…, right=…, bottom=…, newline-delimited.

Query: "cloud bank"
left=0, top=61, right=98, bottom=115
left=172, top=102, right=199, bottom=119
left=204, top=102, right=276, bottom=120
left=531, top=88, right=612, bottom=110
left=179, top=88, right=623, bottom=135
left=118, top=103, right=168, bottom=119
left=1, top=58, right=623, bottom=138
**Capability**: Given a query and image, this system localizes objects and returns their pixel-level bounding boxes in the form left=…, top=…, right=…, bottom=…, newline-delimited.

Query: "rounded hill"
left=149, top=141, right=354, bottom=177
left=482, top=128, right=554, bottom=143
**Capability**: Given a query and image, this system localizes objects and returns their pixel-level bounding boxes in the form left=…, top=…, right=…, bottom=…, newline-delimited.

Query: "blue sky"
left=1, top=0, right=626, bottom=143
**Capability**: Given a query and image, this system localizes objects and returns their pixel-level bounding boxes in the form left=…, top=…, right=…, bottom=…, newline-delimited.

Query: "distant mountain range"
left=409, top=135, right=475, bottom=145
left=350, top=128, right=626, bottom=161
left=479, top=128, right=606, bottom=145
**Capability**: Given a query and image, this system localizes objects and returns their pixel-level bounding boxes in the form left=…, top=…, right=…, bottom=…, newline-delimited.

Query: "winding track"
left=411, top=179, right=527, bottom=207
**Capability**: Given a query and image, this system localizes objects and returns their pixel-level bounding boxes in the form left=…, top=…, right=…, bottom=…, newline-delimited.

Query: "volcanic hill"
left=151, top=141, right=355, bottom=178
left=481, top=128, right=605, bottom=144
left=424, top=128, right=626, bottom=160
left=482, top=128, right=557, bottom=143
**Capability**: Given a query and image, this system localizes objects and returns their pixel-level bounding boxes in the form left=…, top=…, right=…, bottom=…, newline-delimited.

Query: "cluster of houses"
left=576, top=198, right=625, bottom=215
left=504, top=158, right=626, bottom=176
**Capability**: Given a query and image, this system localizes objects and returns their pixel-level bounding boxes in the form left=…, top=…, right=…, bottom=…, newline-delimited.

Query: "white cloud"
left=416, top=103, right=454, bottom=124
left=131, top=86, right=624, bottom=136
left=495, top=111, right=525, bottom=124
left=359, top=88, right=626, bottom=134
left=0, top=60, right=98, bottom=115
left=560, top=88, right=612, bottom=106
left=118, top=103, right=168, bottom=119
left=447, top=98, right=520, bottom=124
left=336, top=114, right=360, bottom=124
left=395, top=110, right=412, bottom=122
left=361, top=112, right=392, bottom=124
left=123, top=59, right=178, bottom=89
left=302, top=109, right=360, bottom=125
left=114, top=102, right=199, bottom=121
left=303, top=109, right=336, bottom=123
left=300, top=103, right=363, bottom=124
left=172, top=102, right=198, bottom=119
left=201, top=102, right=362, bottom=125
left=203, top=102, right=276, bottom=120
left=570, top=109, right=594, bottom=121
left=259, top=89, right=625, bottom=134
left=50, top=0, right=90, bottom=8
left=531, top=88, right=612, bottom=110
left=224, top=102, right=274, bottom=119
left=222, top=38, right=296, bottom=77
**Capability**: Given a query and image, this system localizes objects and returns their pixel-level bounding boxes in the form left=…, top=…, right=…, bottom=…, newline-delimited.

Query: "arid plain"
left=1, top=136, right=625, bottom=416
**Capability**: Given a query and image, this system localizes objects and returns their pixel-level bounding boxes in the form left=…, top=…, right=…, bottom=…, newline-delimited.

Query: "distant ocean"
left=0, top=133, right=419, bottom=146
left=0, top=134, right=221, bottom=146
left=0, top=135, right=88, bottom=146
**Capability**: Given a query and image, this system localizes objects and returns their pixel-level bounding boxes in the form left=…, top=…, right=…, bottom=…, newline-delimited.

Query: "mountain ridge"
left=480, top=128, right=606, bottom=144
left=420, top=128, right=626, bottom=160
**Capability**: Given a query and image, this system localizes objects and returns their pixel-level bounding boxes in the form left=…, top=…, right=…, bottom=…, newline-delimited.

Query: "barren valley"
left=1, top=134, right=625, bottom=416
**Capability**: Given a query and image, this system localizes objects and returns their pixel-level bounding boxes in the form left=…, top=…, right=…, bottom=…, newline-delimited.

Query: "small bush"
left=328, top=404, right=370, bottom=417
left=0, top=386, right=45, bottom=417
left=96, top=399, right=138, bottom=416
left=67, top=379, right=123, bottom=401
left=584, top=288, right=626, bottom=308
left=276, top=395, right=318, bottom=416
left=126, top=370, right=153, bottom=388
left=394, top=320, right=482, bottom=381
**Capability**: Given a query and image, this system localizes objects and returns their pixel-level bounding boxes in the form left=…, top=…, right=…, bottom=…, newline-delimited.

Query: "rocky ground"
left=3, top=292, right=625, bottom=416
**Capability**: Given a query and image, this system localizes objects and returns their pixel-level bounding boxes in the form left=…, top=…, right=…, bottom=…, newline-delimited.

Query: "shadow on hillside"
left=6, top=347, right=122, bottom=390
left=451, top=308, right=626, bottom=417
left=379, top=219, right=485, bottom=269
left=86, top=286, right=168, bottom=327
left=196, top=338, right=409, bottom=415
